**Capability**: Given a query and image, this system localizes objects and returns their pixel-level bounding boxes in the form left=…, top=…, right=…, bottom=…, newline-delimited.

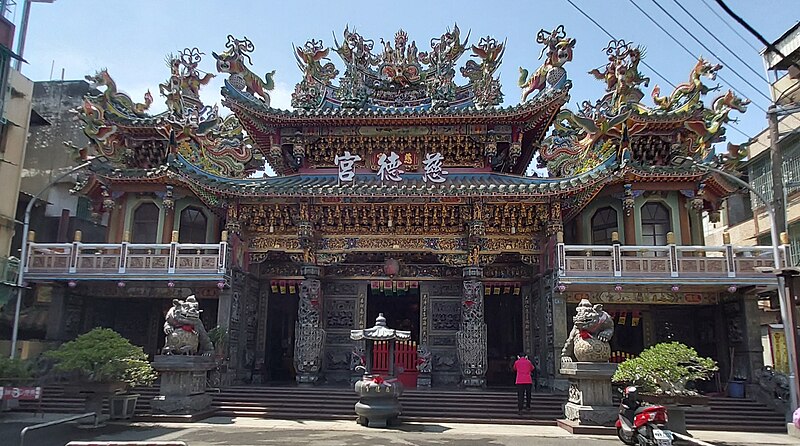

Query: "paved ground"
left=1, top=413, right=797, bottom=446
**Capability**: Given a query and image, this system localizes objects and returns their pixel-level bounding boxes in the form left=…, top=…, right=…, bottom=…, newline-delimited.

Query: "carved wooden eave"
left=222, top=82, right=570, bottom=176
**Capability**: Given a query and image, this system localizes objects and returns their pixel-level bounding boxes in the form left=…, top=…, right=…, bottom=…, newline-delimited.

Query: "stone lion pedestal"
left=150, top=355, right=216, bottom=421
left=558, top=361, right=619, bottom=430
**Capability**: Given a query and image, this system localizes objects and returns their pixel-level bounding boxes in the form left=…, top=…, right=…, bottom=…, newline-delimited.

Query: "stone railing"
left=557, top=239, right=788, bottom=285
left=24, top=237, right=228, bottom=282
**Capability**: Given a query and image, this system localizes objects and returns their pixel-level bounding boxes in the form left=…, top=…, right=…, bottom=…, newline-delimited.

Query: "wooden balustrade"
left=556, top=241, right=788, bottom=282
left=24, top=239, right=227, bottom=280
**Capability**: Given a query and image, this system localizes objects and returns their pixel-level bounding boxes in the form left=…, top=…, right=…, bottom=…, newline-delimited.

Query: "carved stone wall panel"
left=431, top=335, right=456, bottom=346
left=431, top=299, right=461, bottom=332
left=326, top=331, right=354, bottom=346
left=323, top=281, right=359, bottom=296
left=325, top=347, right=352, bottom=371
left=431, top=349, right=459, bottom=372
left=432, top=373, right=462, bottom=386
left=325, top=298, right=356, bottom=329
left=428, top=282, right=462, bottom=297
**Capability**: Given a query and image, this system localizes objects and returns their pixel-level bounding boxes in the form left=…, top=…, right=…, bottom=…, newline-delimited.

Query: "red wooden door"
left=371, top=340, right=418, bottom=388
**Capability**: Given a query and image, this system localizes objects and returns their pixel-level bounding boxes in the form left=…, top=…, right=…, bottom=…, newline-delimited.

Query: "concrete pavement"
left=1, top=412, right=797, bottom=446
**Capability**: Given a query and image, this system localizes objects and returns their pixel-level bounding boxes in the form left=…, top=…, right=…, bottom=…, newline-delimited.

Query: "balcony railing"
left=24, top=240, right=228, bottom=282
left=556, top=241, right=788, bottom=285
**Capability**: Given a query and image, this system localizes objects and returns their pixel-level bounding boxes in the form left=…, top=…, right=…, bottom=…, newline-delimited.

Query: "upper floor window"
left=591, top=207, right=618, bottom=245
left=179, top=206, right=208, bottom=244
left=641, top=202, right=671, bottom=246
left=132, top=202, right=160, bottom=243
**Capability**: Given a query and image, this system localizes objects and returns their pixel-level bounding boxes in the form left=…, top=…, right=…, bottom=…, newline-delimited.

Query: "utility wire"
left=699, top=0, right=761, bottom=53
left=714, top=0, right=800, bottom=74
left=566, top=0, right=762, bottom=146
left=627, top=0, right=769, bottom=113
left=669, top=0, right=768, bottom=83
left=564, top=0, right=677, bottom=90
left=644, top=0, right=773, bottom=105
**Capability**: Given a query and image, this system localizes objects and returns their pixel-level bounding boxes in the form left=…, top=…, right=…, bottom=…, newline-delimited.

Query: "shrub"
left=0, top=357, right=33, bottom=385
left=43, top=328, right=156, bottom=387
left=612, top=342, right=718, bottom=396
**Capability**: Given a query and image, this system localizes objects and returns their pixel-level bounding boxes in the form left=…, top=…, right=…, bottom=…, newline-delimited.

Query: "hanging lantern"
left=727, top=285, right=738, bottom=293
left=671, top=285, right=680, bottom=292
left=67, top=280, right=77, bottom=288
left=217, top=281, right=226, bottom=290
left=614, top=284, right=623, bottom=292
left=167, top=281, right=175, bottom=288
left=117, top=281, right=126, bottom=288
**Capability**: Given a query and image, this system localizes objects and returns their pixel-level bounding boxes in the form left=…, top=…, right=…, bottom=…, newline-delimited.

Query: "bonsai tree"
left=0, top=357, right=33, bottom=386
left=612, top=342, right=718, bottom=396
left=44, top=328, right=156, bottom=388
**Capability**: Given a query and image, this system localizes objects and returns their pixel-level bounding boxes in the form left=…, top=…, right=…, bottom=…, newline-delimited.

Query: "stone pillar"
left=294, top=264, right=325, bottom=385
left=45, top=285, right=67, bottom=341
left=551, top=289, right=569, bottom=392
left=456, top=266, right=487, bottom=389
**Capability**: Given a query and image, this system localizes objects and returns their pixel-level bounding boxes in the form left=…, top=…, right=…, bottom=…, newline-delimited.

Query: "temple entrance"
left=366, top=283, right=420, bottom=387
left=366, top=284, right=420, bottom=342
left=265, top=289, right=298, bottom=382
left=485, top=291, right=523, bottom=387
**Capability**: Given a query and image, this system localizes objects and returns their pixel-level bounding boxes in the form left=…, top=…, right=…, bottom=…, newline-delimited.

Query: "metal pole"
left=700, top=161, right=800, bottom=413
left=13, top=0, right=31, bottom=71
left=10, top=160, right=92, bottom=358
left=769, top=105, right=787, bottom=236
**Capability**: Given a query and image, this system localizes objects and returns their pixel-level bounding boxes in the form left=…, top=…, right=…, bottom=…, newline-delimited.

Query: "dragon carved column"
left=294, top=264, right=326, bottom=385
left=456, top=266, right=488, bottom=388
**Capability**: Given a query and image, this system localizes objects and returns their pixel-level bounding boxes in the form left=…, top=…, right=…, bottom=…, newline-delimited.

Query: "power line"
left=699, top=0, right=761, bottom=53
left=564, top=0, right=677, bottom=90
left=669, top=0, right=768, bottom=83
left=713, top=0, right=800, bottom=74
left=626, top=0, right=769, bottom=114
left=645, top=0, right=773, bottom=105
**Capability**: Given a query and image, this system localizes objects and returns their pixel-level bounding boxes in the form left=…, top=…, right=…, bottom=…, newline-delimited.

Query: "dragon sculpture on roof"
left=290, top=25, right=508, bottom=110
left=538, top=36, right=748, bottom=178
left=75, top=47, right=261, bottom=179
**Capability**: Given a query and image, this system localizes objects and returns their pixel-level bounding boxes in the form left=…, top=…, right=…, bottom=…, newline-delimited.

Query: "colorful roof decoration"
left=71, top=24, right=747, bottom=223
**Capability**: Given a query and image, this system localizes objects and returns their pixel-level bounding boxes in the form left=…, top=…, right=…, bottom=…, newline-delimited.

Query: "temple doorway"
left=265, top=289, right=298, bottom=382
left=366, top=283, right=420, bottom=342
left=485, top=291, right=523, bottom=387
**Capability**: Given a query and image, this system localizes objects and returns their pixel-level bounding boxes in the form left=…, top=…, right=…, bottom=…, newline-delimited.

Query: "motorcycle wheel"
left=616, top=427, right=636, bottom=445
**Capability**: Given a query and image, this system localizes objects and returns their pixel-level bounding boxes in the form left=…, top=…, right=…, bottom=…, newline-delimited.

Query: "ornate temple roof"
left=71, top=25, right=749, bottom=222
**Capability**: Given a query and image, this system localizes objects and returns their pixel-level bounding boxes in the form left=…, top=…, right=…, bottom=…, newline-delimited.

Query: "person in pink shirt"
left=513, top=352, right=535, bottom=414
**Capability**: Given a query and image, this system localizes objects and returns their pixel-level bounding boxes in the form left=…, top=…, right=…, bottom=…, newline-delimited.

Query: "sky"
left=11, top=0, right=800, bottom=171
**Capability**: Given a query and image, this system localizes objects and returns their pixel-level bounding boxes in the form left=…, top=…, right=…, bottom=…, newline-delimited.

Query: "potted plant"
left=612, top=342, right=718, bottom=435
left=0, top=357, right=33, bottom=411
left=44, top=328, right=157, bottom=420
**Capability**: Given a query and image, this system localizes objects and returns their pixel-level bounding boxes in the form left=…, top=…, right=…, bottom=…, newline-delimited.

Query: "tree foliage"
left=44, top=328, right=156, bottom=387
left=0, top=357, right=33, bottom=385
left=612, top=342, right=718, bottom=396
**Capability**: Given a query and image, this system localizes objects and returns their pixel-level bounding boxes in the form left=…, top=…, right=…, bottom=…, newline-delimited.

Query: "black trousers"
left=516, top=383, right=532, bottom=410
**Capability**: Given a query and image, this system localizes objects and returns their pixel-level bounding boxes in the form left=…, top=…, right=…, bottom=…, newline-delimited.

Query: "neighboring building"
left=6, top=26, right=782, bottom=394
left=704, top=24, right=800, bottom=387
left=0, top=6, right=36, bottom=317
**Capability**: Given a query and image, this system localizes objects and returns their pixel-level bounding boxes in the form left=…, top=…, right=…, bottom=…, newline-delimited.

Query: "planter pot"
left=64, top=381, right=127, bottom=422
left=109, top=393, right=139, bottom=420
left=641, top=394, right=709, bottom=436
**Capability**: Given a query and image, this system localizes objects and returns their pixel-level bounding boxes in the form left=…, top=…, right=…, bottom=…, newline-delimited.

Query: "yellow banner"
left=769, top=325, right=789, bottom=374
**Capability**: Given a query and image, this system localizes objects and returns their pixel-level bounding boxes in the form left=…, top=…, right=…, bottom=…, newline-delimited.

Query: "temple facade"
left=14, top=25, right=787, bottom=391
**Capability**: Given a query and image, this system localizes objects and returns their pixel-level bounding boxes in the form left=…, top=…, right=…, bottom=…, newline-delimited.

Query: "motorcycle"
left=616, top=386, right=673, bottom=446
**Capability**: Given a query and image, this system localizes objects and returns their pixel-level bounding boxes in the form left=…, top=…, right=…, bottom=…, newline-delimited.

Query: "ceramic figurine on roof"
left=74, top=47, right=261, bottom=179
left=287, top=25, right=509, bottom=111
left=460, top=36, right=505, bottom=109
left=538, top=38, right=747, bottom=178
left=85, top=69, right=153, bottom=119
left=292, top=39, right=339, bottom=109
left=518, top=25, right=576, bottom=102
left=589, top=39, right=649, bottom=113
left=651, top=57, right=721, bottom=113
left=213, top=35, right=276, bottom=106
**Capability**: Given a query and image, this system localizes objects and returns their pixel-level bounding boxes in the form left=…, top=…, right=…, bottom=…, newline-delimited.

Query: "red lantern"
left=383, top=258, right=400, bottom=276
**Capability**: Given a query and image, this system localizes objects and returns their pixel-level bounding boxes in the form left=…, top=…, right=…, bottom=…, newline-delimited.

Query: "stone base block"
left=563, top=402, right=617, bottom=426
left=137, top=407, right=216, bottom=422
left=151, top=393, right=213, bottom=414
left=557, top=418, right=616, bottom=435
left=417, top=374, right=431, bottom=389
left=296, top=372, right=320, bottom=386
left=788, top=422, right=800, bottom=438
left=462, top=377, right=485, bottom=389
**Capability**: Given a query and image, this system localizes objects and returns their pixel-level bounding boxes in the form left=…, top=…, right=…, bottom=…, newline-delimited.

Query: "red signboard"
left=0, top=386, right=41, bottom=400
